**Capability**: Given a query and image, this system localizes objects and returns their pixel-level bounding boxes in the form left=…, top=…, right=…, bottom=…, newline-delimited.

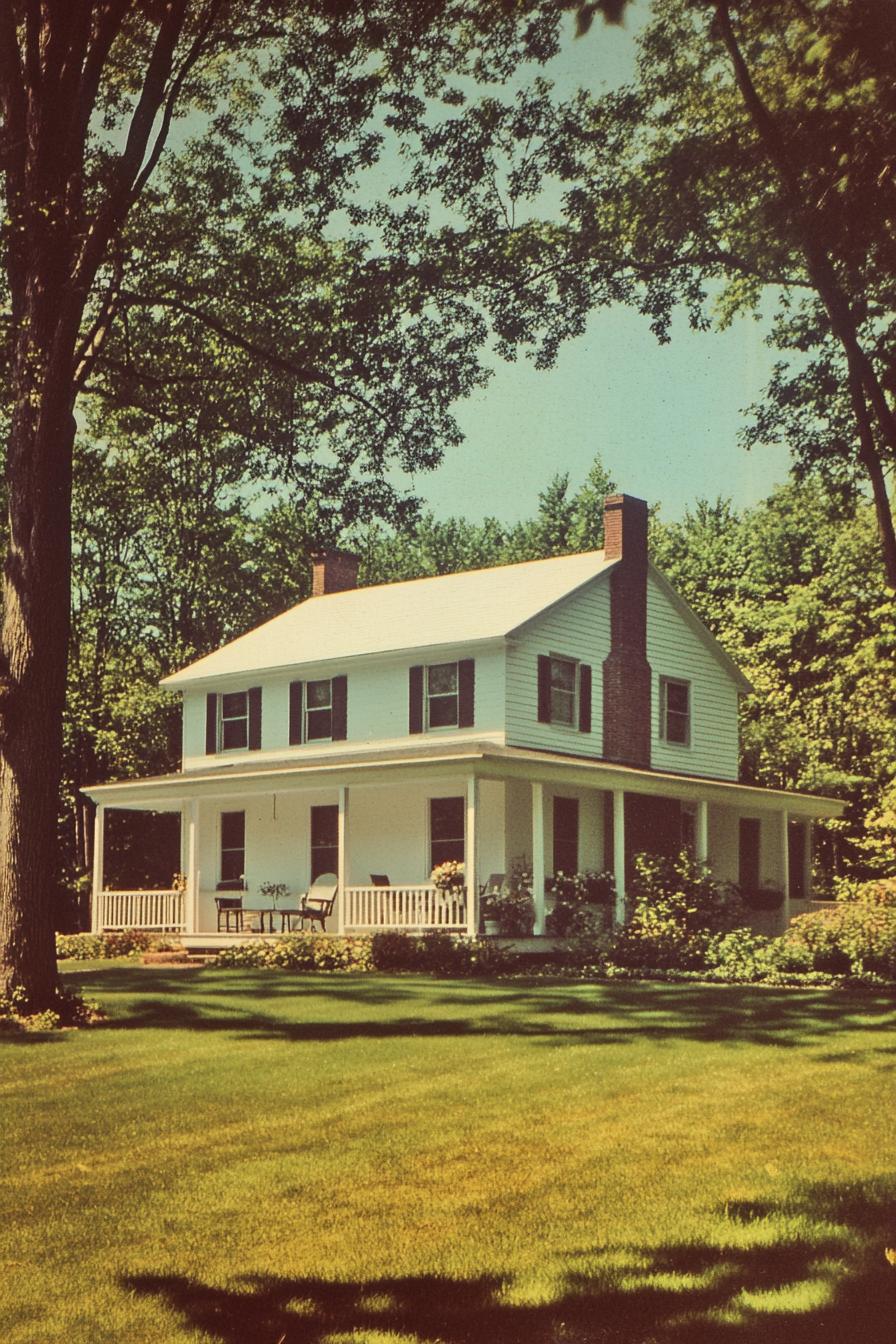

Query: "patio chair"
left=215, top=896, right=245, bottom=933
left=282, top=873, right=339, bottom=933
left=478, top=872, right=505, bottom=896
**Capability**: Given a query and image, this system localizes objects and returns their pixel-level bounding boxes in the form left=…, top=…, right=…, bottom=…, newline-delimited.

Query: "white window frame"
left=305, top=678, right=334, bottom=742
left=660, top=676, right=691, bottom=747
left=219, top=690, right=249, bottom=752
left=549, top=654, right=578, bottom=729
left=426, top=661, right=459, bottom=731
left=428, top=794, right=465, bottom=871
left=219, top=809, right=246, bottom=885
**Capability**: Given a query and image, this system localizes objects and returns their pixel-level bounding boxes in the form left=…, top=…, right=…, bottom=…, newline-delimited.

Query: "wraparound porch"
left=85, top=742, right=843, bottom=939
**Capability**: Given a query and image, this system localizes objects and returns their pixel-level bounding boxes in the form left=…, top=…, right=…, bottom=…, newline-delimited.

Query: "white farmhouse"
left=84, top=494, right=842, bottom=942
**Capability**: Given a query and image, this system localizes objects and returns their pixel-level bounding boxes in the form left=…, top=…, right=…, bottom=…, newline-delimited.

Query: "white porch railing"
left=100, top=889, right=186, bottom=932
left=343, top=884, right=468, bottom=931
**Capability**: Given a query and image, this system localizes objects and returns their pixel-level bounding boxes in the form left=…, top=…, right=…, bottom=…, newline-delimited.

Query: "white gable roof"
left=162, top=550, right=617, bottom=687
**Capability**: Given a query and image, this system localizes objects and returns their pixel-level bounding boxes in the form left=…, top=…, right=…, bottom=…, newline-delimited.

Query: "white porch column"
left=185, top=798, right=199, bottom=934
left=613, top=789, right=626, bottom=927
left=337, top=786, right=348, bottom=934
left=532, top=781, right=545, bottom=936
left=781, top=808, right=790, bottom=925
left=91, top=803, right=105, bottom=933
left=695, top=799, right=709, bottom=866
left=466, top=775, right=478, bottom=937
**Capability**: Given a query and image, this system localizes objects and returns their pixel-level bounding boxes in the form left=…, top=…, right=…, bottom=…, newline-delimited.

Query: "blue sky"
left=408, top=6, right=792, bottom=526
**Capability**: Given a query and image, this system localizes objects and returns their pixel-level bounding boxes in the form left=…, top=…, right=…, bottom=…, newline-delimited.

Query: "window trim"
left=659, top=675, right=692, bottom=748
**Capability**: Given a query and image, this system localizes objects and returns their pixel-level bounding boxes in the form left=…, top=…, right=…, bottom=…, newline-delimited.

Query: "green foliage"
left=370, top=931, right=518, bottom=975
left=0, top=983, right=101, bottom=1033
left=783, top=903, right=896, bottom=978
left=612, top=851, right=746, bottom=970
left=546, top=869, right=615, bottom=935
left=213, top=935, right=374, bottom=972
left=56, top=930, right=158, bottom=960
left=482, top=861, right=536, bottom=936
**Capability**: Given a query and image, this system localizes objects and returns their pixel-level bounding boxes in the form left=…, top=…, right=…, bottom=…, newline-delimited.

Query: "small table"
left=241, top=907, right=292, bottom=934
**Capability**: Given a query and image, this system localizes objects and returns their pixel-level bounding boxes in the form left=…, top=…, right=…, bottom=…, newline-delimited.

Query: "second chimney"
left=311, top=548, right=360, bottom=597
left=601, top=494, right=652, bottom=768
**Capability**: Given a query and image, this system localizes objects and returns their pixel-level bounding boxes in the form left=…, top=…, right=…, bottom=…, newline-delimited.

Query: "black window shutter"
left=578, top=663, right=592, bottom=734
left=332, top=675, right=348, bottom=740
left=289, top=681, right=304, bottom=745
left=409, top=665, right=424, bottom=734
left=205, top=693, right=218, bottom=754
left=537, top=655, right=552, bottom=723
left=248, top=686, right=262, bottom=750
left=458, top=659, right=475, bottom=728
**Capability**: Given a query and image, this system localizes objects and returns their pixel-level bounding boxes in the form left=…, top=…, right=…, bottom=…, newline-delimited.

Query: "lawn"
left=1, top=966, right=895, bottom=1344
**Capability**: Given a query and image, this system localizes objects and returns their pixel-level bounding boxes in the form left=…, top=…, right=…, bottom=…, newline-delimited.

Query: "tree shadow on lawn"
left=123, top=1178, right=896, bottom=1344
left=64, top=966, right=896, bottom=1058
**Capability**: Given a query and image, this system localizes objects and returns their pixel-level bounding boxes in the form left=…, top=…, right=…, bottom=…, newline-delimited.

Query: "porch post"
left=337, top=786, right=348, bottom=935
left=185, top=799, right=199, bottom=934
left=466, top=775, right=478, bottom=937
left=91, top=803, right=105, bottom=933
left=613, top=789, right=626, bottom=926
left=781, top=808, right=790, bottom=926
left=532, top=781, right=545, bottom=936
left=695, top=799, right=709, bottom=866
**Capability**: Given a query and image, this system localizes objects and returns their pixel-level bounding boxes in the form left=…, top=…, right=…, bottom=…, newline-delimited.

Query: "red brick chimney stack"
left=311, top=549, right=360, bottom=597
left=601, top=494, right=652, bottom=767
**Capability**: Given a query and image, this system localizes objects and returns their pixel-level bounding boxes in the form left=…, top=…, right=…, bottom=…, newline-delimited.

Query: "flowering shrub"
left=213, top=933, right=374, bottom=971
left=546, top=869, right=615, bottom=935
left=430, top=861, right=465, bottom=892
left=56, top=930, right=156, bottom=960
left=783, top=902, right=896, bottom=977
left=611, top=851, right=746, bottom=970
left=1, top=984, right=102, bottom=1033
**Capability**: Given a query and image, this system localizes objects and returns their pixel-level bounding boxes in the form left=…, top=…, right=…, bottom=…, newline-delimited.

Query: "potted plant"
left=431, top=860, right=465, bottom=896
left=259, top=880, right=289, bottom=909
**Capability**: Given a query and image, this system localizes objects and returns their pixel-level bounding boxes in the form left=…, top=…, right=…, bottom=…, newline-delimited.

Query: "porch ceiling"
left=83, top=740, right=844, bottom=819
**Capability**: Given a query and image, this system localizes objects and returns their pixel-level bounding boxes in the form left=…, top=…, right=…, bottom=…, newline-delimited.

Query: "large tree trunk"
left=0, top=321, right=78, bottom=1008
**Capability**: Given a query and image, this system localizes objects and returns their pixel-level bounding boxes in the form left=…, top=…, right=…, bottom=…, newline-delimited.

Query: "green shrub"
left=371, top=931, right=518, bottom=975
left=834, top=876, right=896, bottom=908
left=611, top=851, right=746, bottom=971
left=56, top=930, right=156, bottom=960
left=782, top=903, right=896, bottom=978
left=0, top=984, right=102, bottom=1033
left=546, top=870, right=615, bottom=935
left=213, top=934, right=374, bottom=971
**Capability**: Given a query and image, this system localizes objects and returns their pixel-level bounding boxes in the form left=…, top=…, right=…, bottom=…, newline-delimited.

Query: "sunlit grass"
left=1, top=967, right=894, bottom=1342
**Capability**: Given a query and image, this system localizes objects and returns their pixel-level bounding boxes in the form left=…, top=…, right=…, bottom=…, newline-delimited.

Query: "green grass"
left=2, top=966, right=895, bottom=1343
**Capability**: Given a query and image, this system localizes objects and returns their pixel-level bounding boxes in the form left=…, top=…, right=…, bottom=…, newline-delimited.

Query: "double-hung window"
left=427, top=662, right=459, bottom=729
left=220, top=691, right=249, bottom=750
left=305, top=679, right=333, bottom=741
left=660, top=677, right=691, bottom=746
left=549, top=657, right=577, bottom=726
left=430, top=797, right=465, bottom=869
left=220, top=811, right=245, bottom=885
left=206, top=687, right=262, bottom=755
left=537, top=655, right=592, bottom=734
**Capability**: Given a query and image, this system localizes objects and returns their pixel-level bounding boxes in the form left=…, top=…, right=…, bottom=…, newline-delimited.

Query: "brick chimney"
left=602, top=494, right=652, bottom=767
left=311, top=548, right=360, bottom=597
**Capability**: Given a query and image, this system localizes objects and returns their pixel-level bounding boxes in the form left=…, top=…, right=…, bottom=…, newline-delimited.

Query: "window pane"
left=666, top=712, right=688, bottom=745
left=550, top=688, right=575, bottom=725
left=431, top=838, right=465, bottom=867
left=428, top=695, right=458, bottom=728
left=307, top=679, right=331, bottom=709
left=553, top=797, right=579, bottom=874
left=311, top=805, right=339, bottom=848
left=221, top=691, right=247, bottom=719
left=551, top=658, right=576, bottom=691
left=221, top=718, right=248, bottom=750
left=431, top=796, right=464, bottom=840
left=221, top=811, right=245, bottom=849
left=428, top=663, right=457, bottom=695
left=306, top=708, right=332, bottom=740
left=667, top=682, right=689, bottom=715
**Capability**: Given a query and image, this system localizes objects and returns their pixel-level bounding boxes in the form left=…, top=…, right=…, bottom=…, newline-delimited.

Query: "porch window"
left=427, top=662, right=459, bottom=728
left=739, top=817, right=761, bottom=893
left=430, top=796, right=464, bottom=870
left=660, top=677, right=691, bottom=746
left=220, top=691, right=249, bottom=750
left=311, top=804, right=339, bottom=880
left=553, top=796, right=579, bottom=874
left=220, top=811, right=245, bottom=884
left=305, top=679, right=333, bottom=741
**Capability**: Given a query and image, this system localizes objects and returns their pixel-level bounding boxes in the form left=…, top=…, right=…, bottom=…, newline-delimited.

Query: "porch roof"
left=84, top=741, right=845, bottom=819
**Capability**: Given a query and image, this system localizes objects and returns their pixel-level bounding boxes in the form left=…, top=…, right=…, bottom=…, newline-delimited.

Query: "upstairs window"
left=206, top=688, right=261, bottom=754
left=288, top=676, right=347, bottom=745
left=427, top=662, right=458, bottom=728
left=305, top=679, right=333, bottom=741
left=537, top=655, right=592, bottom=734
left=220, top=691, right=249, bottom=750
left=660, top=677, right=691, bottom=746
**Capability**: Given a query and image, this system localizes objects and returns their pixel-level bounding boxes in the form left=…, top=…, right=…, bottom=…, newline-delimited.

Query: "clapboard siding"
left=505, top=580, right=609, bottom=757
left=181, top=645, right=506, bottom=770
left=646, top=573, right=740, bottom=780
